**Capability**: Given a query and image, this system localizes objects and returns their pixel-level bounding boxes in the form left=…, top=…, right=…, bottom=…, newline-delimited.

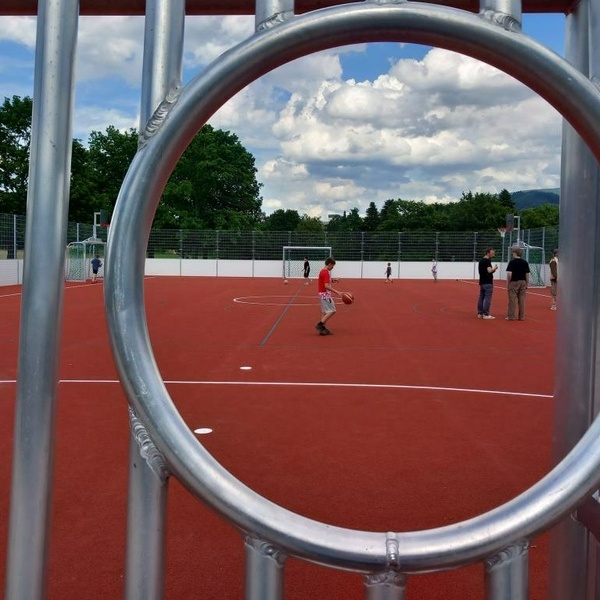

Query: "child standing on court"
left=91, top=254, right=102, bottom=283
left=385, top=262, right=392, bottom=283
left=315, top=257, right=342, bottom=336
left=431, top=259, right=438, bottom=282
left=549, top=249, right=558, bottom=310
left=303, top=256, right=311, bottom=285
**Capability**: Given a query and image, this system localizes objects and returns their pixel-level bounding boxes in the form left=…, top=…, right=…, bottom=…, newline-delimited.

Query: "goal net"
left=282, top=246, right=332, bottom=279
left=65, top=237, right=106, bottom=281
left=516, top=242, right=545, bottom=287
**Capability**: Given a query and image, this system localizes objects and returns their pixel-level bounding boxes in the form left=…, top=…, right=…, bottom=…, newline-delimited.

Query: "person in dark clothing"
left=477, top=247, right=498, bottom=319
left=505, top=247, right=530, bottom=321
left=91, top=254, right=102, bottom=283
left=303, top=257, right=311, bottom=285
left=549, top=248, right=558, bottom=310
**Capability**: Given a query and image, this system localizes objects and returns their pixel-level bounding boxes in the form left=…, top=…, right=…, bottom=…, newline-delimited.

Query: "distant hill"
left=511, top=188, right=559, bottom=211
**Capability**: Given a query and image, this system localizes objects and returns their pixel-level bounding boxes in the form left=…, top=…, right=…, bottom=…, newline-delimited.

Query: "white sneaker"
left=482, top=314, right=495, bottom=320
left=550, top=305, right=557, bottom=310
left=477, top=314, right=483, bottom=319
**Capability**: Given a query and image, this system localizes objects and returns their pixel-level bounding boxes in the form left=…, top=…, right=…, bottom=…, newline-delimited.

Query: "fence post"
left=473, top=232, right=478, bottom=279
left=252, top=230, right=256, bottom=277
left=361, top=231, right=365, bottom=278
left=216, top=230, right=220, bottom=276
left=397, top=232, right=402, bottom=279
left=179, top=229, right=183, bottom=276
left=12, top=214, right=17, bottom=260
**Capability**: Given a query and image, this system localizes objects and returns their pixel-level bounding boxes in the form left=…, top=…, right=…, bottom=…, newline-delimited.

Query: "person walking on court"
left=431, top=258, right=438, bottom=283
left=91, top=254, right=102, bottom=283
left=477, top=247, right=498, bottom=319
left=506, top=247, right=530, bottom=321
left=385, top=262, right=393, bottom=283
left=549, top=248, right=558, bottom=310
left=303, top=256, right=311, bottom=285
left=315, top=257, right=342, bottom=336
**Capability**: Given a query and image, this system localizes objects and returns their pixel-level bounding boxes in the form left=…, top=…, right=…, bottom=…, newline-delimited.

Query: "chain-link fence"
left=0, top=212, right=559, bottom=263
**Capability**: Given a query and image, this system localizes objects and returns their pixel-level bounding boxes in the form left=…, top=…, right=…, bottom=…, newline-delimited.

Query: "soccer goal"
left=282, top=246, right=332, bottom=279
left=516, top=242, right=545, bottom=287
left=65, top=237, right=106, bottom=281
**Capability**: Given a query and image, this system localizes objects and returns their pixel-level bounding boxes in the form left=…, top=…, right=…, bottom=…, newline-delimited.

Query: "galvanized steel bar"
left=126, top=410, right=170, bottom=600
left=484, top=541, right=529, bottom=600
left=256, top=0, right=294, bottom=30
left=124, top=1, right=184, bottom=598
left=4, top=1, right=79, bottom=598
left=549, top=2, right=599, bottom=598
left=364, top=571, right=407, bottom=600
left=104, top=2, right=600, bottom=576
left=479, top=0, right=522, bottom=30
left=244, top=535, right=286, bottom=600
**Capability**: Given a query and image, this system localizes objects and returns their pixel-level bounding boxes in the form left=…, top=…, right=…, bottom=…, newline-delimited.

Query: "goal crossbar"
left=282, top=246, right=332, bottom=279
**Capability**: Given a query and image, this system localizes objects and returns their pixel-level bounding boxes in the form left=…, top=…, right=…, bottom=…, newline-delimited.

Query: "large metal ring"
left=106, top=2, right=600, bottom=573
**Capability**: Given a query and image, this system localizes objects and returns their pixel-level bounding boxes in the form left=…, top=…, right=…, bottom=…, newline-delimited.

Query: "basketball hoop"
left=498, top=227, right=507, bottom=239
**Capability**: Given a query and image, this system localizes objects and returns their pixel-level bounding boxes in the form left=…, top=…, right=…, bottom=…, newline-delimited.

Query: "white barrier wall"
left=0, top=260, right=23, bottom=286
left=145, top=259, right=490, bottom=280
left=0, top=259, right=551, bottom=286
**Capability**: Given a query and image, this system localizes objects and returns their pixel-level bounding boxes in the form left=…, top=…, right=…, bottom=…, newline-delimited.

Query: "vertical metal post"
left=361, top=230, right=365, bottom=278
left=364, top=572, right=407, bottom=600
left=479, top=0, right=522, bottom=29
left=255, top=0, right=294, bottom=30
left=244, top=535, right=286, bottom=600
left=252, top=229, right=256, bottom=277
left=484, top=541, right=529, bottom=600
left=12, top=213, right=17, bottom=259
left=126, top=410, right=170, bottom=600
left=473, top=232, right=478, bottom=278
left=216, top=230, right=220, bottom=276
left=5, top=1, right=79, bottom=598
left=397, top=232, right=401, bottom=279
left=124, top=1, right=184, bottom=598
left=549, top=2, right=600, bottom=598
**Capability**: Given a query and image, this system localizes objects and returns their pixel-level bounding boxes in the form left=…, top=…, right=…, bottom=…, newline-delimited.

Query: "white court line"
left=0, top=276, right=158, bottom=299
left=0, top=378, right=552, bottom=398
left=458, top=279, right=551, bottom=299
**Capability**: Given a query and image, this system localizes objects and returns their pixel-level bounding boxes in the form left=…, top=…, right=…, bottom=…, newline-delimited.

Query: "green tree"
left=296, top=214, right=325, bottom=232
left=520, top=204, right=559, bottom=228
left=0, top=95, right=32, bottom=216
left=263, top=209, right=301, bottom=231
left=86, top=125, right=138, bottom=215
left=69, top=139, right=97, bottom=223
left=377, top=199, right=402, bottom=230
left=498, top=188, right=516, bottom=212
left=327, top=208, right=363, bottom=232
left=363, top=201, right=380, bottom=231
left=345, top=207, right=363, bottom=231
left=160, top=124, right=263, bottom=230
left=447, top=191, right=508, bottom=231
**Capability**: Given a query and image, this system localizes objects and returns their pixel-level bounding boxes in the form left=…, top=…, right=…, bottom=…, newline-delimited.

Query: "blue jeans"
left=478, top=284, right=493, bottom=315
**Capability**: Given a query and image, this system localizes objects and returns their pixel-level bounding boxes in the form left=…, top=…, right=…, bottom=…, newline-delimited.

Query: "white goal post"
left=514, top=241, right=545, bottom=287
left=65, top=237, right=106, bottom=281
left=282, top=246, right=332, bottom=279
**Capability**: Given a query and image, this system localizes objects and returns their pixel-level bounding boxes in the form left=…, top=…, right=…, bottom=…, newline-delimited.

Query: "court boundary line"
left=0, top=378, right=552, bottom=398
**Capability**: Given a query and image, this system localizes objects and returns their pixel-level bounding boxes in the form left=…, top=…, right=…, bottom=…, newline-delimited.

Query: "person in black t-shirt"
left=303, top=257, right=311, bottom=285
left=505, top=247, right=530, bottom=321
left=477, top=247, right=498, bottom=319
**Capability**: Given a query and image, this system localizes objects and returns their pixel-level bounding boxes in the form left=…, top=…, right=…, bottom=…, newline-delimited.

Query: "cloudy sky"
left=0, top=12, right=566, bottom=219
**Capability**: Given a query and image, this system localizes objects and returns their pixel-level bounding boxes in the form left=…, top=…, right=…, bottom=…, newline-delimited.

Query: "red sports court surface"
left=0, top=277, right=556, bottom=598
